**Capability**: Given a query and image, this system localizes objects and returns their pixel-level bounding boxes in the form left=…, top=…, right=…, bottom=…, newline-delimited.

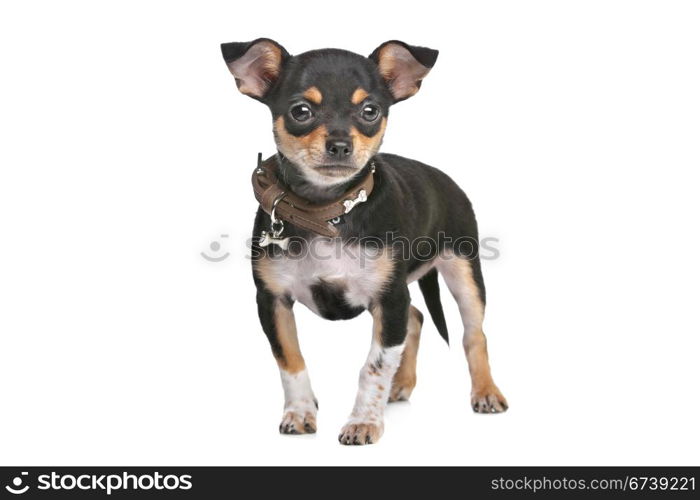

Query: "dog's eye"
left=290, top=103, right=314, bottom=123
left=360, top=104, right=380, bottom=122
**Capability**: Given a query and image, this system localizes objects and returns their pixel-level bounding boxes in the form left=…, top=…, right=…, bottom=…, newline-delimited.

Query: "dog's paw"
left=279, top=410, right=317, bottom=435
left=471, top=385, right=508, bottom=413
left=338, top=420, right=383, bottom=445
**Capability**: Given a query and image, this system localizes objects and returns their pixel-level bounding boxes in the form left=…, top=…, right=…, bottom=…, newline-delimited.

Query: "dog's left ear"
left=369, top=41, right=438, bottom=103
left=221, top=38, right=290, bottom=101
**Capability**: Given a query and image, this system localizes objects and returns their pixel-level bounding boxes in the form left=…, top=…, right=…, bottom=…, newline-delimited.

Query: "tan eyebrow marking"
left=302, top=86, right=323, bottom=104
left=351, top=88, right=369, bottom=105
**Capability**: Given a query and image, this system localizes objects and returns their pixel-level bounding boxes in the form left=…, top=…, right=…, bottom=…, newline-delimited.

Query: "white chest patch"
left=259, top=239, right=393, bottom=314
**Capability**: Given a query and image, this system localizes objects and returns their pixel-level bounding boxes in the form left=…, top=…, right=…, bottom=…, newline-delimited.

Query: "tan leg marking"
left=273, top=302, right=305, bottom=374
left=371, top=305, right=383, bottom=342
left=373, top=248, right=395, bottom=289
left=389, top=305, right=423, bottom=402
left=272, top=300, right=318, bottom=434
left=253, top=257, right=301, bottom=371
left=436, top=252, right=508, bottom=413
left=253, top=259, right=318, bottom=433
left=465, top=328, right=507, bottom=413
left=253, top=257, right=286, bottom=296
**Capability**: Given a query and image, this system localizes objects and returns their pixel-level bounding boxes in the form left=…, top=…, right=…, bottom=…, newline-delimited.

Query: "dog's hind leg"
left=389, top=305, right=423, bottom=402
left=436, top=252, right=508, bottom=413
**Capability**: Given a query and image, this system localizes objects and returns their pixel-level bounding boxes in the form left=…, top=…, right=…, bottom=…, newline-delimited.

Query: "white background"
left=1, top=0, right=699, bottom=466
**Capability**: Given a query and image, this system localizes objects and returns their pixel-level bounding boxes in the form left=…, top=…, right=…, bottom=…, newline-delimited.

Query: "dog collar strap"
left=251, top=154, right=376, bottom=237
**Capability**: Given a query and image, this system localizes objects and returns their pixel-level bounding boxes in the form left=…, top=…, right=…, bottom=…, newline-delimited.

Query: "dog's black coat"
left=251, top=152, right=486, bottom=346
left=310, top=279, right=366, bottom=320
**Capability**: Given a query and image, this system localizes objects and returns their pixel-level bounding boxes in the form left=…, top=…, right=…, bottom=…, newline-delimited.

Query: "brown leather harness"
left=251, top=154, right=376, bottom=241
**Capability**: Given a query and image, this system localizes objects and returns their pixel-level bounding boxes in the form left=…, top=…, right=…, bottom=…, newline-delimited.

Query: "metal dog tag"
left=259, top=230, right=290, bottom=250
left=259, top=193, right=291, bottom=250
left=343, top=189, right=368, bottom=214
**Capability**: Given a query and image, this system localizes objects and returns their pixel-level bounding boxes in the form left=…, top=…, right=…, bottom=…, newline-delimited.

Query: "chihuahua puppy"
left=221, top=38, right=507, bottom=445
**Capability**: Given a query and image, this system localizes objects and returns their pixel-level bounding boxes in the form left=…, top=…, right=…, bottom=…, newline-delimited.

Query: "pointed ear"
left=220, top=38, right=289, bottom=100
left=369, top=41, right=438, bottom=103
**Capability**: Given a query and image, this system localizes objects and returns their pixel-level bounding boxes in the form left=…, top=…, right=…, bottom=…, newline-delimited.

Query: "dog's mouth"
left=313, top=164, right=359, bottom=177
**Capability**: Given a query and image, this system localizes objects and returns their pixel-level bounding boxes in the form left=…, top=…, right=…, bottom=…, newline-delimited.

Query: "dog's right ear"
left=221, top=38, right=289, bottom=101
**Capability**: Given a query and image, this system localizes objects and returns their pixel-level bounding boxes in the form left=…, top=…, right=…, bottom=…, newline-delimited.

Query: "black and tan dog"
left=221, top=38, right=507, bottom=445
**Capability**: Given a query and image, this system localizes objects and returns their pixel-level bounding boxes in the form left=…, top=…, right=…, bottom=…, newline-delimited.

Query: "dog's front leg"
left=256, top=285, right=318, bottom=435
left=338, top=284, right=410, bottom=445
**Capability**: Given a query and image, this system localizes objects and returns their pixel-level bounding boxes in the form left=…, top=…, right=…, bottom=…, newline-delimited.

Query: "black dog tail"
left=418, top=269, right=449, bottom=344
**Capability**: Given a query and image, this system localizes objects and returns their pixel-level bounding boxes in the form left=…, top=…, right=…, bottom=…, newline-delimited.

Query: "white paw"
left=279, top=409, right=317, bottom=434
left=338, top=419, right=383, bottom=445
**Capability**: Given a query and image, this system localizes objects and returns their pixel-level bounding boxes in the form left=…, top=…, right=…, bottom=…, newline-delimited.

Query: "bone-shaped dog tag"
left=343, top=189, right=368, bottom=214
left=259, top=231, right=290, bottom=251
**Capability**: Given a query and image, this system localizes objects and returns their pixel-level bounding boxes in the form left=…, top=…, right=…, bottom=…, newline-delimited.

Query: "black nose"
left=326, top=139, right=353, bottom=160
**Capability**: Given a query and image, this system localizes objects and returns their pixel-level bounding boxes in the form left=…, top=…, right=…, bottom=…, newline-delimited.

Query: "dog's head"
left=221, top=39, right=438, bottom=186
